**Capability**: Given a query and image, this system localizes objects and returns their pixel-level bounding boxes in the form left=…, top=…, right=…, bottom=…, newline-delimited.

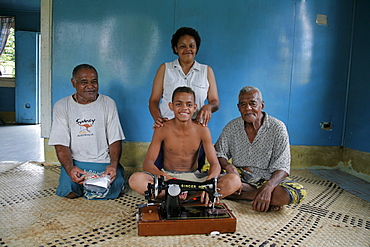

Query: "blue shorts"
left=56, top=160, right=125, bottom=200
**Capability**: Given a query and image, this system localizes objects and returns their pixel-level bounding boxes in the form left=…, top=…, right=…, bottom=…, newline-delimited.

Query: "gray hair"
left=239, top=86, right=263, bottom=101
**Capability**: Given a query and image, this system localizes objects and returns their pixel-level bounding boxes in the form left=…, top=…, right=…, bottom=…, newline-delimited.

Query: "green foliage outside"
left=0, top=27, right=15, bottom=77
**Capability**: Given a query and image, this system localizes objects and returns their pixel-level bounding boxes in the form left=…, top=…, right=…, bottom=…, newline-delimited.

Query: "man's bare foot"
left=66, top=192, right=78, bottom=199
left=269, top=205, right=284, bottom=211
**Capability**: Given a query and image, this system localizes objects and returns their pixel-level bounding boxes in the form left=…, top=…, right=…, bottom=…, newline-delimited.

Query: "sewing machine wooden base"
left=137, top=203, right=236, bottom=236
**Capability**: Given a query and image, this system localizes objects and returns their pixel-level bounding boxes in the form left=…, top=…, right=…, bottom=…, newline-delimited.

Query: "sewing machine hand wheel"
left=153, top=174, right=159, bottom=198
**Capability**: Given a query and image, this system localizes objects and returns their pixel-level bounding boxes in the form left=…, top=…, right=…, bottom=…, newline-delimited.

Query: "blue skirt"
left=56, top=160, right=125, bottom=200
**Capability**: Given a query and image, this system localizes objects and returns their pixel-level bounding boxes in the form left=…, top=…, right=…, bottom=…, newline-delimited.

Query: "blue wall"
left=51, top=0, right=364, bottom=151
left=345, top=0, right=370, bottom=153
left=289, top=1, right=352, bottom=146
left=0, top=87, right=15, bottom=111
left=0, top=10, right=40, bottom=32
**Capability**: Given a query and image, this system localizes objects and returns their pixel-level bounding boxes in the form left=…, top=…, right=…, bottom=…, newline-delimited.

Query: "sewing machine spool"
left=137, top=203, right=236, bottom=236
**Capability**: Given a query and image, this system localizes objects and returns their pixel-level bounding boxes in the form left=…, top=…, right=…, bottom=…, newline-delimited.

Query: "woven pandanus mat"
left=0, top=162, right=369, bottom=246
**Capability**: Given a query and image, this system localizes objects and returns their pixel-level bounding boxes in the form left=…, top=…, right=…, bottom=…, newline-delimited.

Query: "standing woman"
left=149, top=27, right=220, bottom=128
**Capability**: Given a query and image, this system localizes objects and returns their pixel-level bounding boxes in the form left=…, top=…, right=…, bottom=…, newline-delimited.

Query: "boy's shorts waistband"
left=162, top=169, right=198, bottom=174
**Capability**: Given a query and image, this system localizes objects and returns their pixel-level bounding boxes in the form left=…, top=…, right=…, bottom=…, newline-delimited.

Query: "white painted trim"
left=40, top=0, right=52, bottom=138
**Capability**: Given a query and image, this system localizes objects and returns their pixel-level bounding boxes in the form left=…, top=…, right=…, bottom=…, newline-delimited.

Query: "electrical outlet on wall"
left=320, top=121, right=333, bottom=131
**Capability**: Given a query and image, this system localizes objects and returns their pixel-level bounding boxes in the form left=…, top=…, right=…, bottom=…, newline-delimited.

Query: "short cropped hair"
left=171, top=27, right=201, bottom=55
left=72, top=64, right=98, bottom=79
left=239, top=86, right=263, bottom=101
left=172, top=86, right=196, bottom=102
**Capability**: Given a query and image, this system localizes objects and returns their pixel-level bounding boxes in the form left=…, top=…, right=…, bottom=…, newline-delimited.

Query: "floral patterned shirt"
left=215, top=112, right=290, bottom=179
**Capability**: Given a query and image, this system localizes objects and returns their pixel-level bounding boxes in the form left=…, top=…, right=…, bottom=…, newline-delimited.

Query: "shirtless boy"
left=129, top=87, right=240, bottom=202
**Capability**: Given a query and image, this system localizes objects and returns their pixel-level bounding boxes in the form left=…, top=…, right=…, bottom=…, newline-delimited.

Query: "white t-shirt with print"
left=49, top=94, right=125, bottom=163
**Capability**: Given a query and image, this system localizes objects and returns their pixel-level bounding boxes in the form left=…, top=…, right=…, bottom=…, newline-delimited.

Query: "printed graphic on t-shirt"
left=76, top=118, right=95, bottom=137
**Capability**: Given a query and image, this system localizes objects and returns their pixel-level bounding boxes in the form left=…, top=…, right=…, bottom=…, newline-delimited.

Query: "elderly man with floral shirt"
left=215, top=86, right=306, bottom=212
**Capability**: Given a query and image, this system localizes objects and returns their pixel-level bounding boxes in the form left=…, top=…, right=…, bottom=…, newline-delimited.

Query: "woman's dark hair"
left=171, top=27, right=201, bottom=55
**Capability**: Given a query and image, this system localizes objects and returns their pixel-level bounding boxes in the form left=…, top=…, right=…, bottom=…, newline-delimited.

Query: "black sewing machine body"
left=137, top=175, right=237, bottom=236
left=145, top=175, right=221, bottom=219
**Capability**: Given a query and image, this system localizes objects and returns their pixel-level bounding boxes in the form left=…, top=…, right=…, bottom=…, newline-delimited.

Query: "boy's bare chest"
left=164, top=130, right=201, bottom=154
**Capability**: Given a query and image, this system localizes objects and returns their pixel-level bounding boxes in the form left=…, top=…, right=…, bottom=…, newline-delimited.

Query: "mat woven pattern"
left=0, top=162, right=369, bottom=246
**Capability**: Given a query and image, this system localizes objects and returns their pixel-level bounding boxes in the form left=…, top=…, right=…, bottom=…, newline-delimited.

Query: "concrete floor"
left=0, top=124, right=44, bottom=162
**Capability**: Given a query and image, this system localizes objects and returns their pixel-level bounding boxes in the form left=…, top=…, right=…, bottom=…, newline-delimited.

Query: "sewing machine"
left=137, top=175, right=237, bottom=236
